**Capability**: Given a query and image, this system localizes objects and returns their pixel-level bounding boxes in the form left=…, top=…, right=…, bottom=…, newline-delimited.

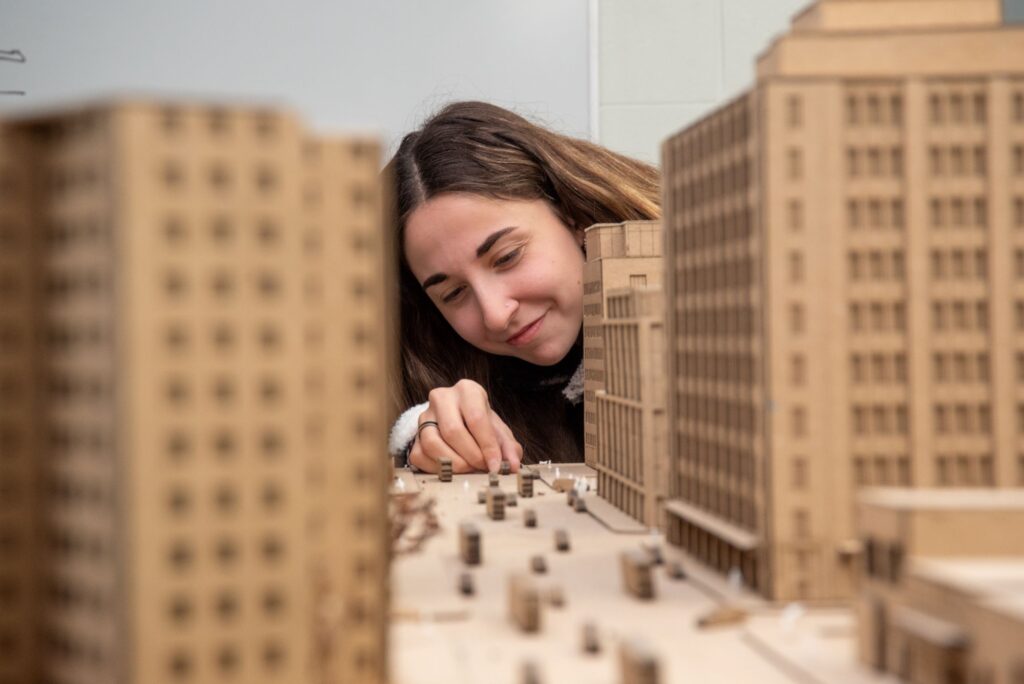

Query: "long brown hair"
left=385, top=101, right=660, bottom=463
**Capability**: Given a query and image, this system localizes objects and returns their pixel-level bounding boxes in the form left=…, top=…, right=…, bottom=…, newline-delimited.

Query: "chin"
left=521, top=340, right=573, bottom=367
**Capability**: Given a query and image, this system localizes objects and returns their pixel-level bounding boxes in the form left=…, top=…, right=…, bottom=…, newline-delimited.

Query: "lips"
left=506, top=314, right=545, bottom=346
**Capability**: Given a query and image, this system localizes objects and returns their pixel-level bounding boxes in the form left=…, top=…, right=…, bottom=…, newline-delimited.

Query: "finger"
left=499, top=436, right=521, bottom=473
left=417, top=405, right=477, bottom=471
left=417, top=407, right=437, bottom=429
left=432, top=392, right=488, bottom=471
left=409, top=434, right=476, bottom=474
left=407, top=440, right=437, bottom=473
left=449, top=455, right=477, bottom=474
left=487, top=411, right=520, bottom=464
left=418, top=404, right=485, bottom=474
left=419, top=422, right=483, bottom=473
left=455, top=384, right=503, bottom=473
left=410, top=409, right=439, bottom=472
left=491, top=413, right=522, bottom=472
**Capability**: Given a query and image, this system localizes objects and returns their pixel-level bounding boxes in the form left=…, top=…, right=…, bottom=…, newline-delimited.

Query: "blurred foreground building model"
left=0, top=100, right=392, bottom=683
left=582, top=221, right=667, bottom=527
left=856, top=489, right=1024, bottom=683
left=661, top=0, right=1024, bottom=600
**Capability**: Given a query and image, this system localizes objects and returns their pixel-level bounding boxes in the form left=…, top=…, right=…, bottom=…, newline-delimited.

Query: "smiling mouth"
left=506, top=314, right=545, bottom=346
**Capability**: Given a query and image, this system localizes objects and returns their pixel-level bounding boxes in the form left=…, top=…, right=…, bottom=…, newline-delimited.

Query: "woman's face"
left=404, top=193, right=585, bottom=367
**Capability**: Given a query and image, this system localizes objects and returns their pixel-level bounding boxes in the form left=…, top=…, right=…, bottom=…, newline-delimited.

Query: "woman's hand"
left=407, top=379, right=523, bottom=474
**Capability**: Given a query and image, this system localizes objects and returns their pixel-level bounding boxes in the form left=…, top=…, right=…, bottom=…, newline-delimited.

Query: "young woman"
left=385, top=101, right=660, bottom=474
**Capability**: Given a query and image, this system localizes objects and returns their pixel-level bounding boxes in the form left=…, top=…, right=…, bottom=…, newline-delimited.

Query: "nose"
left=477, top=285, right=517, bottom=334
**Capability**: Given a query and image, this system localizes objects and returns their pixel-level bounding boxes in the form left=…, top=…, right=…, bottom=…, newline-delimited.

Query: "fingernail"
left=487, top=457, right=500, bottom=473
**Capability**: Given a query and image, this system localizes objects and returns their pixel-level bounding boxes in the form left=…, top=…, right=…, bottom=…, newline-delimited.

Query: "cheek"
left=443, top=308, right=485, bottom=343
left=549, top=256, right=584, bottom=307
left=518, top=273, right=560, bottom=306
left=525, top=254, right=573, bottom=297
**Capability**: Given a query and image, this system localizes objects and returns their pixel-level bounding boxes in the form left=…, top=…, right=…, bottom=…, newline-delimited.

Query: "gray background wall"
left=595, top=0, right=1024, bottom=164
left=0, top=0, right=591, bottom=157
left=595, top=0, right=808, bottom=164
left=2, top=0, right=1023, bottom=165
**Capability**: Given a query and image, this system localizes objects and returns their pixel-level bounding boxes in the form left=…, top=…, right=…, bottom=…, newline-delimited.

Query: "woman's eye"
left=442, top=286, right=464, bottom=303
left=495, top=248, right=521, bottom=267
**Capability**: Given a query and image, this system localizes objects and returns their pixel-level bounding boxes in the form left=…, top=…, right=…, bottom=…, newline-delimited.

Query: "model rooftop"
left=583, top=220, right=662, bottom=260
left=912, top=557, right=1024, bottom=622
left=860, top=488, right=1024, bottom=510
left=790, top=0, right=1002, bottom=34
left=758, top=0, right=1022, bottom=79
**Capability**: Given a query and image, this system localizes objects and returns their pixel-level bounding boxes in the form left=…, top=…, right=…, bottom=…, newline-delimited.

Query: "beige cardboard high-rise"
left=582, top=221, right=666, bottom=527
left=0, top=100, right=392, bottom=683
left=0, top=107, right=46, bottom=684
left=662, top=0, right=1024, bottom=601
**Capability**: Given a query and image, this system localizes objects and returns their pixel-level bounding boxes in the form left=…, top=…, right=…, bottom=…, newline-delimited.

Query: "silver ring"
left=416, top=420, right=440, bottom=439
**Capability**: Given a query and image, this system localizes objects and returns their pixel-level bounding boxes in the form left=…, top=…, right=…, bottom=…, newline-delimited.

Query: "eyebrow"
left=421, top=226, right=518, bottom=290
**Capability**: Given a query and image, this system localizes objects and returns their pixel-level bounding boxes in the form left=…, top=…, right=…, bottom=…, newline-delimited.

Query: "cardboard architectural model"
left=856, top=488, right=1024, bottom=683
left=0, top=100, right=392, bottom=683
left=582, top=221, right=666, bottom=527
left=661, top=0, right=1024, bottom=601
left=598, top=286, right=668, bottom=528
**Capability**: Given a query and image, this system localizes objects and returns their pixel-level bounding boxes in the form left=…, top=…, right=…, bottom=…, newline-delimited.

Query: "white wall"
left=0, top=0, right=592, bottom=156
left=4, top=1, right=1023, bottom=165
left=594, top=0, right=810, bottom=166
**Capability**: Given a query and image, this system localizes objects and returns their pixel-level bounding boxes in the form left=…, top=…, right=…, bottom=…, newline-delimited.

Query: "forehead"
left=403, top=193, right=536, bottom=273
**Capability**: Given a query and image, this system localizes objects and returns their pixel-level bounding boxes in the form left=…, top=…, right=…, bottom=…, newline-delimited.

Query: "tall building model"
left=661, top=0, right=1024, bottom=600
left=856, top=488, right=1024, bottom=682
left=582, top=222, right=666, bottom=526
left=0, top=101, right=392, bottom=683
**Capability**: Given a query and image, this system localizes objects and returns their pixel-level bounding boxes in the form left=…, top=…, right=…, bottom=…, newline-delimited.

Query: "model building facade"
left=0, top=100, right=391, bottom=683
left=595, top=287, right=667, bottom=527
left=856, top=488, right=1024, bottom=684
left=582, top=221, right=665, bottom=526
left=662, top=0, right=1024, bottom=600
